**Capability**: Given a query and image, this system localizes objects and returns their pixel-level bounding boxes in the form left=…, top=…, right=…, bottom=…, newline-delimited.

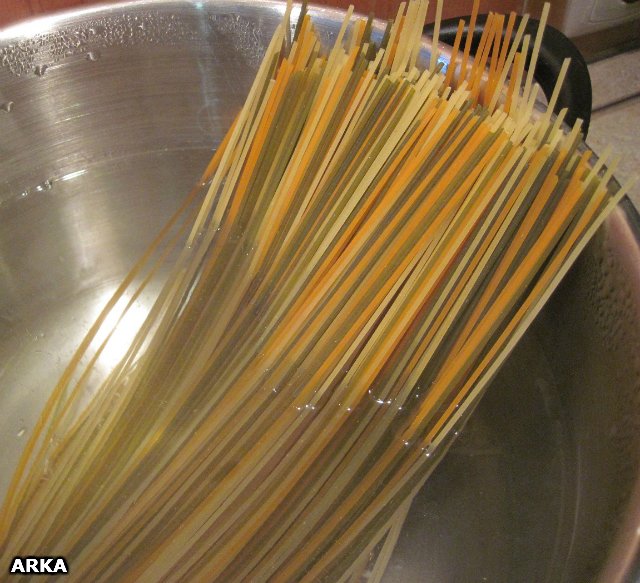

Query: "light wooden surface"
left=0, top=0, right=523, bottom=29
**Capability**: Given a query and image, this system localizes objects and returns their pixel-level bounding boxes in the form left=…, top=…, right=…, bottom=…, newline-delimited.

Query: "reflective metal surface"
left=0, top=2, right=639, bottom=581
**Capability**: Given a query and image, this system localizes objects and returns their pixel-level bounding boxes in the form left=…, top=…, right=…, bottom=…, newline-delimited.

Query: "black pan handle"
left=424, top=15, right=592, bottom=136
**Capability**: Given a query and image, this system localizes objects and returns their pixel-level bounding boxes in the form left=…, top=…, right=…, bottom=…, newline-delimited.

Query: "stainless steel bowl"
left=1, top=1, right=639, bottom=581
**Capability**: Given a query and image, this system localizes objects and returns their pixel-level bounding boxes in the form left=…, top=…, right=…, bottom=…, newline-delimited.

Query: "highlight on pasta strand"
left=0, top=1, right=634, bottom=581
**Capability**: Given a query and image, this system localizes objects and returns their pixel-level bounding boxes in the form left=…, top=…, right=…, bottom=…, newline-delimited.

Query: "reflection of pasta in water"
left=0, top=1, right=631, bottom=580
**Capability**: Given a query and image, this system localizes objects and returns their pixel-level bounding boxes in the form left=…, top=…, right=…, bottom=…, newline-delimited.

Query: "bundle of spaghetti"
left=0, top=1, right=633, bottom=581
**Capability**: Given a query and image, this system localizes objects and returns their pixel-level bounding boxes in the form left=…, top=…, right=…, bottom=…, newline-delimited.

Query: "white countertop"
left=587, top=49, right=640, bottom=210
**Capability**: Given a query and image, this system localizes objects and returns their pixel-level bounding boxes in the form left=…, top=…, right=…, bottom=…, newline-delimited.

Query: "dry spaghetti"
left=0, top=1, right=632, bottom=581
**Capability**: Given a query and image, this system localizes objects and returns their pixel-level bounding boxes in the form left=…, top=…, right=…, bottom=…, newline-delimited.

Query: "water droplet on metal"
left=1, top=101, right=14, bottom=112
left=17, top=427, right=26, bottom=438
left=34, top=64, right=48, bottom=76
left=86, top=50, right=101, bottom=61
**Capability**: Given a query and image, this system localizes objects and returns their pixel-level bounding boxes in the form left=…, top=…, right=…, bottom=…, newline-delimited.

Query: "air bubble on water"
left=35, top=179, right=53, bottom=192
left=0, top=101, right=14, bottom=112
left=42, top=457, right=52, bottom=480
